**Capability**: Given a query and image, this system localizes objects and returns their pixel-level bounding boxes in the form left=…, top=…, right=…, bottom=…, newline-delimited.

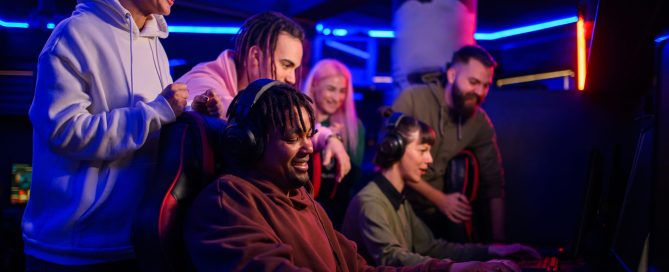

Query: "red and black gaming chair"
left=444, top=150, right=481, bottom=242
left=132, top=111, right=227, bottom=272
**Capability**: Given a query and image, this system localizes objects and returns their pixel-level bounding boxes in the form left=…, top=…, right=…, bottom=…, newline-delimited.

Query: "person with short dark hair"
left=393, top=45, right=506, bottom=242
left=342, top=112, right=539, bottom=268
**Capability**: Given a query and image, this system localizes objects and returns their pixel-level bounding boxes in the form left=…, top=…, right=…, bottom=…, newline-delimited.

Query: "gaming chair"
left=132, top=111, right=227, bottom=272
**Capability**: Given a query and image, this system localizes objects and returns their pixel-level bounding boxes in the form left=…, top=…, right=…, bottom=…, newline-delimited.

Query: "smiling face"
left=256, top=106, right=314, bottom=191
left=271, top=32, right=303, bottom=86
left=247, top=32, right=303, bottom=86
left=312, top=75, right=347, bottom=117
left=398, top=130, right=433, bottom=183
left=446, top=58, right=494, bottom=116
left=133, top=0, right=174, bottom=16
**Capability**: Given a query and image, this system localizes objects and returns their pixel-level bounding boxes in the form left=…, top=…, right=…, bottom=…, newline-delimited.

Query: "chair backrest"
left=444, top=150, right=480, bottom=242
left=133, top=112, right=227, bottom=272
left=445, top=150, right=480, bottom=202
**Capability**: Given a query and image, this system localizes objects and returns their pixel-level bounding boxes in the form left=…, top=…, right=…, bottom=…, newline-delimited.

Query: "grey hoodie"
left=23, top=0, right=174, bottom=265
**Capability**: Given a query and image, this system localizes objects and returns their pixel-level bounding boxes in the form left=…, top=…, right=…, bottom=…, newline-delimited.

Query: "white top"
left=23, top=0, right=175, bottom=265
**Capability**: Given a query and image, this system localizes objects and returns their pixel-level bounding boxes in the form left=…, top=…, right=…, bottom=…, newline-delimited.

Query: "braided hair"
left=234, top=12, right=305, bottom=84
left=227, top=83, right=316, bottom=163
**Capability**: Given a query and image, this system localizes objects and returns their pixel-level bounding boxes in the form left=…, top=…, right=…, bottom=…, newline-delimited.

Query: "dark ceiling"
left=0, top=0, right=579, bottom=33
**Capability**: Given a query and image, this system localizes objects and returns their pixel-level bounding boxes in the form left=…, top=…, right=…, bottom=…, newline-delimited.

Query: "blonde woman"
left=303, top=59, right=366, bottom=227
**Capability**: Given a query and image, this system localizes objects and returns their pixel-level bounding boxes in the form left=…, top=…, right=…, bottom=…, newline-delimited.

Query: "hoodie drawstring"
left=125, top=13, right=134, bottom=106
left=458, top=114, right=462, bottom=140
left=305, top=190, right=344, bottom=272
left=149, top=38, right=165, bottom=89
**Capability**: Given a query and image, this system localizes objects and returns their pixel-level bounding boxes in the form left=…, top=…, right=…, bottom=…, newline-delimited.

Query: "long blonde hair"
left=303, top=59, right=360, bottom=159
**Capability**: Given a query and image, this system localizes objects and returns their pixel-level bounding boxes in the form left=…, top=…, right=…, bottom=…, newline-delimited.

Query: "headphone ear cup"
left=223, top=123, right=258, bottom=163
left=224, top=79, right=283, bottom=164
left=379, top=131, right=405, bottom=163
left=246, top=122, right=263, bottom=160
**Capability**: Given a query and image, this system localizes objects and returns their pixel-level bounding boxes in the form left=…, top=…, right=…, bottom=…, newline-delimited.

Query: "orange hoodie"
left=184, top=174, right=453, bottom=271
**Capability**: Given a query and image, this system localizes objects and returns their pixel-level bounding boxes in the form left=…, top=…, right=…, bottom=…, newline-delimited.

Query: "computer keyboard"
left=518, top=256, right=559, bottom=272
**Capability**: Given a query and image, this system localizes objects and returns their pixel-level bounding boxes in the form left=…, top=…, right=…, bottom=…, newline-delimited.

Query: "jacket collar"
left=235, top=171, right=312, bottom=210
left=373, top=174, right=406, bottom=211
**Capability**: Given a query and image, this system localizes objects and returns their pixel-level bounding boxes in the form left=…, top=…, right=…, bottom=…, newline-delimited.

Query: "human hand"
left=489, top=244, right=541, bottom=259
left=161, top=83, right=189, bottom=117
left=192, top=89, right=225, bottom=119
left=321, top=136, right=351, bottom=183
left=437, top=192, right=472, bottom=224
left=450, top=259, right=520, bottom=272
left=328, top=122, right=344, bottom=135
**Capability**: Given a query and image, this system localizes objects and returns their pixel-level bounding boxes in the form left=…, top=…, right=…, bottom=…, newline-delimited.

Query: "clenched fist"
left=161, top=83, right=189, bottom=117
left=192, top=89, right=226, bottom=119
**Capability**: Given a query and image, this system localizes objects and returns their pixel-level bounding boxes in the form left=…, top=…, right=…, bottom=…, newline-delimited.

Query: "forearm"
left=406, top=179, right=443, bottom=206
left=431, top=240, right=490, bottom=261
left=31, top=52, right=175, bottom=161
left=312, top=125, right=333, bottom=152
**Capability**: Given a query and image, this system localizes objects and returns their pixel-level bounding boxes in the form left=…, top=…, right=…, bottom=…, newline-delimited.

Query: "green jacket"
left=392, top=83, right=505, bottom=216
left=342, top=175, right=490, bottom=266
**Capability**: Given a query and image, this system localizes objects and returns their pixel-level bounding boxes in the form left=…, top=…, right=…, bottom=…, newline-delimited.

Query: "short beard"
left=450, top=83, right=481, bottom=117
left=283, top=174, right=309, bottom=191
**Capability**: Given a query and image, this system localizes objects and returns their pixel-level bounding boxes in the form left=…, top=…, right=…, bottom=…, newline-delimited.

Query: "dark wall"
left=651, top=39, right=669, bottom=271
left=483, top=89, right=639, bottom=248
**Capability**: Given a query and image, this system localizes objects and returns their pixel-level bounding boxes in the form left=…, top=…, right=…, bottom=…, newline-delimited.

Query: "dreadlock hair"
left=226, top=82, right=315, bottom=166
left=234, top=11, right=305, bottom=84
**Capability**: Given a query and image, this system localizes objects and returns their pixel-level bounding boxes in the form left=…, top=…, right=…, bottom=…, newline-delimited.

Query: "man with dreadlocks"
left=183, top=79, right=519, bottom=272
left=177, top=11, right=351, bottom=182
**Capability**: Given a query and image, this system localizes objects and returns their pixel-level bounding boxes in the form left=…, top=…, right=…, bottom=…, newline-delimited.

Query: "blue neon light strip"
left=0, top=19, right=29, bottom=28
left=168, top=59, right=187, bottom=67
left=656, top=34, right=669, bottom=43
left=1, top=16, right=577, bottom=40
left=169, top=25, right=239, bottom=34
left=475, top=16, right=578, bottom=40
left=368, top=30, right=395, bottom=38
left=332, top=29, right=348, bottom=36
left=367, top=16, right=577, bottom=40
left=324, top=40, right=370, bottom=59
left=1, top=17, right=240, bottom=33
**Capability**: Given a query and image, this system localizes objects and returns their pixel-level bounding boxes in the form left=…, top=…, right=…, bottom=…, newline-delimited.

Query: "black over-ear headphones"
left=223, top=78, right=283, bottom=163
left=378, top=112, right=406, bottom=163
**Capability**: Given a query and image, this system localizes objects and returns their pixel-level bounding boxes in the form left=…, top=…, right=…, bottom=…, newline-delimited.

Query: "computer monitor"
left=610, top=125, right=654, bottom=272
left=10, top=163, right=32, bottom=205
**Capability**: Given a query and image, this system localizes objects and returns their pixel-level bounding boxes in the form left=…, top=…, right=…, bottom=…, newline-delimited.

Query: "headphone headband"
left=223, top=78, right=284, bottom=165
left=231, top=78, right=283, bottom=123
left=385, top=112, right=405, bottom=131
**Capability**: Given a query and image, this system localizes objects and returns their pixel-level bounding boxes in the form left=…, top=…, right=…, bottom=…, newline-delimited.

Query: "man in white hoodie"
left=24, top=0, right=187, bottom=270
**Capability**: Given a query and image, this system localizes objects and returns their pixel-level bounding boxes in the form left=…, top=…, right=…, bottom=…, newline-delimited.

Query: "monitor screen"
left=610, top=126, right=653, bottom=272
left=10, top=163, right=32, bottom=205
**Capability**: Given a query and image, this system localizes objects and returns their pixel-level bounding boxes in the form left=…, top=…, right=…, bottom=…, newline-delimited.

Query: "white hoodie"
left=23, top=0, right=175, bottom=265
